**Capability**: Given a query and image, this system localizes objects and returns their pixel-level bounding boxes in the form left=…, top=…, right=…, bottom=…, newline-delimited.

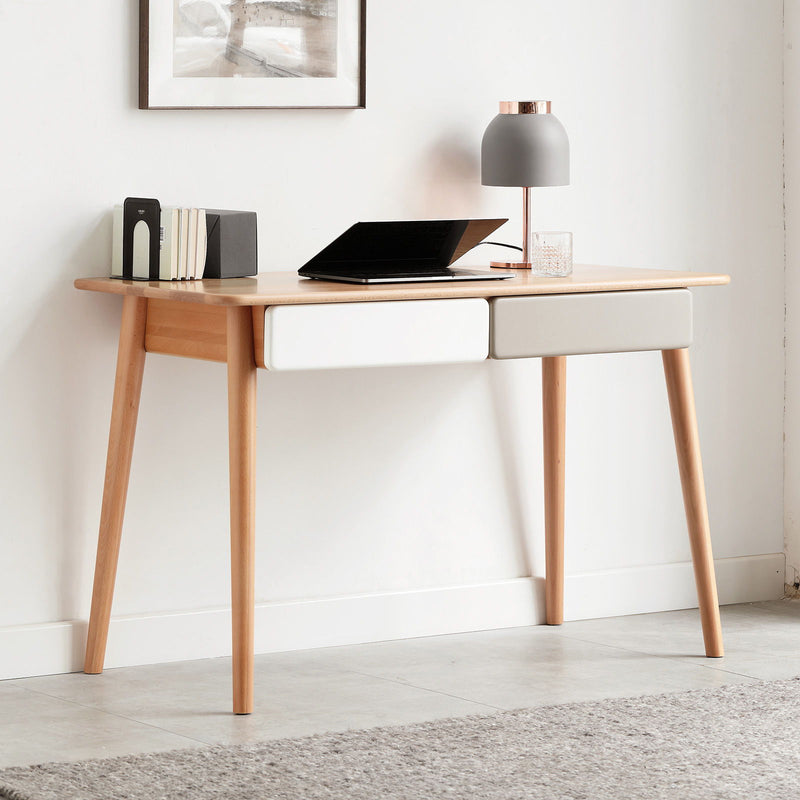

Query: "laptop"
left=298, top=219, right=516, bottom=283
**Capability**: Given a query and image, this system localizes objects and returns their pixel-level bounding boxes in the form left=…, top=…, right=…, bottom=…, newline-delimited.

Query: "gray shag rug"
left=2, top=678, right=800, bottom=799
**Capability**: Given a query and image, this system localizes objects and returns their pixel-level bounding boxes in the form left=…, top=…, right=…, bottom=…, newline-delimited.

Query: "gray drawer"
left=490, top=289, right=692, bottom=359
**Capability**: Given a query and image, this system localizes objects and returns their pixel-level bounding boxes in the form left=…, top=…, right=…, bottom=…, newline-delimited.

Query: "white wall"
left=0, top=0, right=786, bottom=678
left=786, top=0, right=800, bottom=588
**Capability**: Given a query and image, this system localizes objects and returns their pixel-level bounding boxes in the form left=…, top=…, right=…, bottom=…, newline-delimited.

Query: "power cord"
left=481, top=241, right=523, bottom=252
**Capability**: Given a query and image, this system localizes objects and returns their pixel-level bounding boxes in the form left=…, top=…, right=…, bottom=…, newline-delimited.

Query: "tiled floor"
left=2, top=600, right=798, bottom=768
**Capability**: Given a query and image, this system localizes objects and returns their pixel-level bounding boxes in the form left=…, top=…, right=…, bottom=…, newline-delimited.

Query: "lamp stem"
left=522, top=186, right=532, bottom=264
left=489, top=186, right=535, bottom=269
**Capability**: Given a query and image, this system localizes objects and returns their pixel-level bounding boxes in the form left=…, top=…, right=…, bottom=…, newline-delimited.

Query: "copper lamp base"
left=491, top=260, right=533, bottom=270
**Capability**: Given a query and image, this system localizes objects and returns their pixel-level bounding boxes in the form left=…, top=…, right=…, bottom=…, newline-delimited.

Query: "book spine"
left=196, top=209, right=207, bottom=279
left=111, top=205, right=123, bottom=278
left=170, top=209, right=179, bottom=280
left=178, top=208, right=189, bottom=279
left=187, top=208, right=198, bottom=280
left=158, top=209, right=173, bottom=280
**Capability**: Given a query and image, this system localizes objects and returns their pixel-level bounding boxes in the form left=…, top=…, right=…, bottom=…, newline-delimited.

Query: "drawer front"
left=263, top=299, right=489, bottom=371
left=490, top=289, right=692, bottom=359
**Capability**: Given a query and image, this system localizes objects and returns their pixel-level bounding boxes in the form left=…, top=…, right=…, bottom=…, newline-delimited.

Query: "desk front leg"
left=85, top=296, right=148, bottom=674
left=542, top=356, right=566, bottom=625
left=227, top=306, right=257, bottom=714
left=662, top=348, right=724, bottom=657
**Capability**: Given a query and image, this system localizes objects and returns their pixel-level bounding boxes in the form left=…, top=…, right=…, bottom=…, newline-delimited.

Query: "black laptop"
left=298, top=219, right=515, bottom=284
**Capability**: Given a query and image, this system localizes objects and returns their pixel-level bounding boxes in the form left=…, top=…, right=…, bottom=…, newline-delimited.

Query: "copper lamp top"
left=499, top=101, right=551, bottom=114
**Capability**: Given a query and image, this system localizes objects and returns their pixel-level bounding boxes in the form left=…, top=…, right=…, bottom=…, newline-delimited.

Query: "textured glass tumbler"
left=531, top=231, right=573, bottom=277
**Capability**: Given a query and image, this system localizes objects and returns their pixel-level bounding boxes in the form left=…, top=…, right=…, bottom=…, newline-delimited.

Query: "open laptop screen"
left=299, top=219, right=507, bottom=276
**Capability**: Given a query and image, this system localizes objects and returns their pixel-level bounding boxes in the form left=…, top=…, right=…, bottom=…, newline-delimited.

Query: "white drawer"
left=263, top=299, right=489, bottom=371
left=490, top=289, right=692, bottom=359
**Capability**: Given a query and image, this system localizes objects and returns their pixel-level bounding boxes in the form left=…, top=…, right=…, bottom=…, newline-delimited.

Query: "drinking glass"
left=531, top=231, right=572, bottom=277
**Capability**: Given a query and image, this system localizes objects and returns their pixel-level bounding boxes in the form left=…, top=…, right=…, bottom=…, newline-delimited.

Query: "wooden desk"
left=75, top=266, right=730, bottom=714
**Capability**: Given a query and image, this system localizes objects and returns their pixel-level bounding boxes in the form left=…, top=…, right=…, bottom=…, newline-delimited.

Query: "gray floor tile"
left=748, top=598, right=800, bottom=618
left=550, top=602, right=800, bottom=680
left=0, top=683, right=201, bottom=768
left=12, top=656, right=495, bottom=746
left=280, top=624, right=757, bottom=710
left=4, top=601, right=798, bottom=765
left=699, top=653, right=800, bottom=681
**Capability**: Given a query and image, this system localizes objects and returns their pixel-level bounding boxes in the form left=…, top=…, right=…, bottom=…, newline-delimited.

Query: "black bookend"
left=121, top=197, right=161, bottom=281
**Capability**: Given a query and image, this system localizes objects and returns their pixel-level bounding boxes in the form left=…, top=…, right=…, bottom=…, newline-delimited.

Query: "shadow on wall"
left=127, top=0, right=139, bottom=108
left=251, top=358, right=540, bottom=598
left=488, top=362, right=535, bottom=578
left=411, top=133, right=482, bottom=218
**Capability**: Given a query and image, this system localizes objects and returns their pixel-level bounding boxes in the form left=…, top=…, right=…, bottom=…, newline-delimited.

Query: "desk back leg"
left=227, top=307, right=257, bottom=714
left=662, top=347, right=724, bottom=657
left=84, top=296, right=148, bottom=674
left=542, top=356, right=566, bottom=625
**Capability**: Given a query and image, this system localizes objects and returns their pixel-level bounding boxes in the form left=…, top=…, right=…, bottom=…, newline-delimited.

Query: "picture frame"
left=140, top=0, right=366, bottom=110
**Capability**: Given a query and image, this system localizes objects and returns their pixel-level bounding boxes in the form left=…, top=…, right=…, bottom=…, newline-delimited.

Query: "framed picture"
left=140, top=0, right=365, bottom=109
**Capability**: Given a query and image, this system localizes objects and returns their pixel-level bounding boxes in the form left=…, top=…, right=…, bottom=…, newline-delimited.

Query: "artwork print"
left=140, top=0, right=365, bottom=108
left=173, top=0, right=338, bottom=79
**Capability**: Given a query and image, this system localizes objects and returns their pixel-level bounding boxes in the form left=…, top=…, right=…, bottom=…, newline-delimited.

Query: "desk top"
left=75, top=266, right=730, bottom=307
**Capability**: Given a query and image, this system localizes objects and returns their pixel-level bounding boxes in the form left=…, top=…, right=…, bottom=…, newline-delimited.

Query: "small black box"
left=204, top=209, right=257, bottom=279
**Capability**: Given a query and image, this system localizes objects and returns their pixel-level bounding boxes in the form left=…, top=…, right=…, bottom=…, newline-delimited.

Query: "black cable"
left=480, top=241, right=523, bottom=252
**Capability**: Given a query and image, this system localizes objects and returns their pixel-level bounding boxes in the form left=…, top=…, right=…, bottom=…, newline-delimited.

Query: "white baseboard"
left=0, top=553, right=784, bottom=681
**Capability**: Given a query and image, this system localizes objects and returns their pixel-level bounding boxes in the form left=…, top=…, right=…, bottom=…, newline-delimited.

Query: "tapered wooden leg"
left=227, top=307, right=257, bottom=714
left=662, top=348, right=724, bottom=657
left=542, top=356, right=566, bottom=625
left=84, top=296, right=148, bottom=674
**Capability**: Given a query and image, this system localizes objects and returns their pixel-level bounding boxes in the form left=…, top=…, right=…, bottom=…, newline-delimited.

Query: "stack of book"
left=112, top=206, right=207, bottom=280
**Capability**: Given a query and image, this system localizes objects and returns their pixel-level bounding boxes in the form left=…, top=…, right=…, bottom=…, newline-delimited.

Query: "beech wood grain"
left=542, top=356, right=567, bottom=626
left=227, top=307, right=258, bottom=713
left=662, top=348, right=724, bottom=657
left=75, top=266, right=730, bottom=307
left=84, top=296, right=148, bottom=674
left=145, top=299, right=228, bottom=362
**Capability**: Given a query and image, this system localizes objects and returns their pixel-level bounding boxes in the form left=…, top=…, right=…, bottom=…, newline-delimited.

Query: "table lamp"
left=481, top=101, right=570, bottom=269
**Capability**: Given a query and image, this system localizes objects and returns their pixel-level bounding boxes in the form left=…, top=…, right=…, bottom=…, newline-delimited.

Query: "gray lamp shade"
left=481, top=102, right=570, bottom=187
